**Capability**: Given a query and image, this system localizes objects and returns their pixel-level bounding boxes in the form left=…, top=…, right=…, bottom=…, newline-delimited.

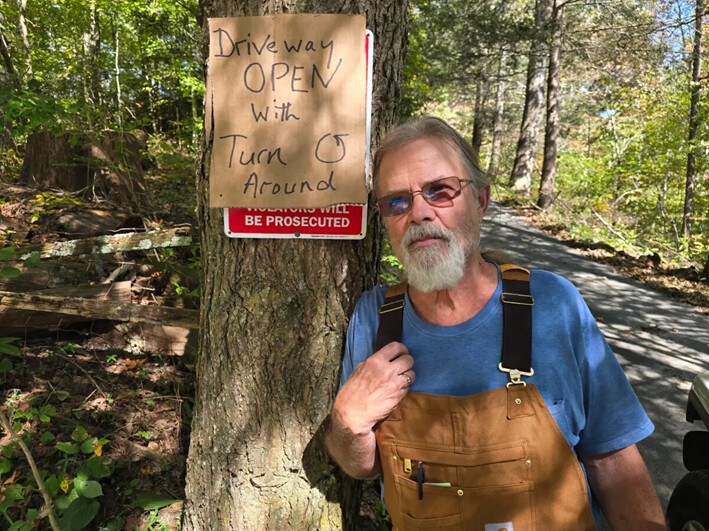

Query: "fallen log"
left=0, top=290, right=199, bottom=329
left=2, top=227, right=192, bottom=261
left=0, top=281, right=132, bottom=332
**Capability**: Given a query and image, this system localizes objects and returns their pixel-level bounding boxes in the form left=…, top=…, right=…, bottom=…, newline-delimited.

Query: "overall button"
left=457, top=489, right=464, bottom=496
left=515, top=398, right=522, bottom=405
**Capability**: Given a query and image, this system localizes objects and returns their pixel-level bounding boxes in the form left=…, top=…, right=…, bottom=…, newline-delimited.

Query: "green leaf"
left=0, top=358, right=12, bottom=372
left=11, top=422, right=21, bottom=432
left=26, top=508, right=38, bottom=521
left=5, top=484, right=24, bottom=501
left=85, top=456, right=111, bottom=479
left=0, top=457, right=10, bottom=474
left=0, top=266, right=21, bottom=278
left=45, top=474, right=59, bottom=497
left=0, top=247, right=16, bottom=260
left=39, top=404, right=56, bottom=422
left=71, top=426, right=88, bottom=442
left=40, top=431, right=55, bottom=443
left=79, top=480, right=102, bottom=499
left=80, top=437, right=98, bottom=454
left=0, top=340, right=20, bottom=357
left=133, top=493, right=180, bottom=510
left=22, top=252, right=40, bottom=268
left=55, top=489, right=79, bottom=511
left=99, top=516, right=125, bottom=531
left=56, top=442, right=79, bottom=454
left=57, top=497, right=99, bottom=531
left=54, top=390, right=70, bottom=401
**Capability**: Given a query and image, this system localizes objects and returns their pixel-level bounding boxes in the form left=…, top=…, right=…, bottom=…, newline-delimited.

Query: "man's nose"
left=409, top=191, right=435, bottom=223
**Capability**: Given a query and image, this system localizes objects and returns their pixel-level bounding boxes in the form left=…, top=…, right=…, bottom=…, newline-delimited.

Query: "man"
left=325, top=116, right=666, bottom=530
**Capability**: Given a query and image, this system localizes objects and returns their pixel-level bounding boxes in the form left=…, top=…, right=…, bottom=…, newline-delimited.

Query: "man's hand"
left=334, top=342, right=415, bottom=435
left=325, top=342, right=415, bottom=479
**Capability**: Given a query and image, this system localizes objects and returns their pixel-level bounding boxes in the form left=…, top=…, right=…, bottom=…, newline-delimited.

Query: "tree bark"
left=111, top=14, right=122, bottom=130
left=471, top=72, right=486, bottom=164
left=183, top=1, right=409, bottom=530
left=487, top=50, right=507, bottom=181
left=0, top=17, right=16, bottom=75
left=509, top=0, right=554, bottom=194
left=537, top=2, right=563, bottom=211
left=683, top=0, right=704, bottom=238
left=81, top=0, right=101, bottom=126
left=16, top=0, right=31, bottom=76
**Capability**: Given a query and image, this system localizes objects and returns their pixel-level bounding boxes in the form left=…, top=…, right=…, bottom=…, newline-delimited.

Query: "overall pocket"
left=392, top=441, right=535, bottom=531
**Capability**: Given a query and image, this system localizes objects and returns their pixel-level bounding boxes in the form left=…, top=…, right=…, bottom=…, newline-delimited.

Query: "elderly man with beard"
left=324, top=117, right=666, bottom=530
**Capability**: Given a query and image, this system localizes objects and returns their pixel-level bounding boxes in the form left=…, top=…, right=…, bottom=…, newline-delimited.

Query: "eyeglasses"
left=376, top=176, right=474, bottom=217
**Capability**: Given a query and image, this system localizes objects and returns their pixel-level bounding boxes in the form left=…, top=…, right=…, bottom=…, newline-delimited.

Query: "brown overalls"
left=373, top=265, right=596, bottom=531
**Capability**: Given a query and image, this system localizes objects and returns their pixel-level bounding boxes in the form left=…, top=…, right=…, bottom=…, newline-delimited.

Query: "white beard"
left=399, top=219, right=479, bottom=293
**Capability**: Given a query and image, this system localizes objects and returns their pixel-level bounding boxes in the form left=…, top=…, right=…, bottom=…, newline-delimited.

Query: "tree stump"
left=20, top=130, right=149, bottom=212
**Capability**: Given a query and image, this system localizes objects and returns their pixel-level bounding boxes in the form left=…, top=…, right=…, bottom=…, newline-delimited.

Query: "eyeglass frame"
left=375, top=176, right=475, bottom=217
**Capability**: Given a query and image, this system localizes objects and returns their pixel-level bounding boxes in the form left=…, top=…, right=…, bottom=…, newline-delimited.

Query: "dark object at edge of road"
left=666, top=374, right=709, bottom=531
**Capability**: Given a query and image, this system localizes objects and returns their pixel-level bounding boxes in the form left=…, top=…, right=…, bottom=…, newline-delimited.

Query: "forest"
left=0, top=0, right=707, bottom=529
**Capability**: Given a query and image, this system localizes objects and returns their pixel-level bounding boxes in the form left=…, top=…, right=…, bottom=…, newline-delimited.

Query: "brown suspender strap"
left=500, top=264, right=534, bottom=374
left=375, top=283, right=406, bottom=351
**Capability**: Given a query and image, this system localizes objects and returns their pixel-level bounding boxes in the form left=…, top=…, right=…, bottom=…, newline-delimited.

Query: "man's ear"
left=477, top=185, right=491, bottom=216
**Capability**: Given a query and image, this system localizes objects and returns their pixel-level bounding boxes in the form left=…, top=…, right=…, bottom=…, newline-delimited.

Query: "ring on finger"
left=402, top=372, right=411, bottom=386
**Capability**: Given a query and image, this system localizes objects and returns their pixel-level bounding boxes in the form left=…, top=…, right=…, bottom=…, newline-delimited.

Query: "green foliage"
left=0, top=0, right=202, bottom=146
left=0, top=393, right=114, bottom=530
left=29, top=192, right=84, bottom=224
left=133, top=493, right=180, bottom=510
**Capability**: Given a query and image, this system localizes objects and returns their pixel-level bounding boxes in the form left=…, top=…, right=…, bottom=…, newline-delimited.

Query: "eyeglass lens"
left=378, top=176, right=464, bottom=217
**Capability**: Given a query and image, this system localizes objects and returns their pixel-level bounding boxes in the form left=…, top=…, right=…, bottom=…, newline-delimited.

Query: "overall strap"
left=499, top=264, right=534, bottom=385
left=375, top=283, right=406, bottom=350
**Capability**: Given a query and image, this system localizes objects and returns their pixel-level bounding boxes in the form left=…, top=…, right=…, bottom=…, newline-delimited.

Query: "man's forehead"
left=378, top=137, right=462, bottom=187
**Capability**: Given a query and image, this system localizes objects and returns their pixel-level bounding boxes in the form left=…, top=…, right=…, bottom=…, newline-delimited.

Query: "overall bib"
left=373, top=265, right=596, bottom=531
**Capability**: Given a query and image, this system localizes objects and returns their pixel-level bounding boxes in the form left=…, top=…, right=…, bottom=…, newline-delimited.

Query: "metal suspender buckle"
left=379, top=298, right=405, bottom=314
left=500, top=293, right=535, bottom=306
left=498, top=363, right=535, bottom=387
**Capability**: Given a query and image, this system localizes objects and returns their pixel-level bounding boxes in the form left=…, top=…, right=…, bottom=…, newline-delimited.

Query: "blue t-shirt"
left=340, top=266, right=654, bottom=528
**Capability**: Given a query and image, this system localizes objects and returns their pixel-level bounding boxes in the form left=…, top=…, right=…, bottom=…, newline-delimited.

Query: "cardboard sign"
left=224, top=30, right=373, bottom=240
left=207, top=14, right=367, bottom=209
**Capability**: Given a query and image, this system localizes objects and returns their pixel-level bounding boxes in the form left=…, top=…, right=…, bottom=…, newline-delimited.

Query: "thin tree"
left=471, top=67, right=489, bottom=164
left=183, top=1, right=409, bottom=529
left=16, top=0, right=31, bottom=76
left=487, top=50, right=507, bottom=181
left=683, top=0, right=705, bottom=238
left=509, top=0, right=554, bottom=194
left=538, top=0, right=564, bottom=211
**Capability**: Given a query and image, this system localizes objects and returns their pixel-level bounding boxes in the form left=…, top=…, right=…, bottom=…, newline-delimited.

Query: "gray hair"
left=372, top=116, right=490, bottom=195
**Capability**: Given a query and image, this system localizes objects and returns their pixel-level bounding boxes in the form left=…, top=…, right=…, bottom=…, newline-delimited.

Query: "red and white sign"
left=224, top=30, right=373, bottom=240
left=225, top=205, right=365, bottom=238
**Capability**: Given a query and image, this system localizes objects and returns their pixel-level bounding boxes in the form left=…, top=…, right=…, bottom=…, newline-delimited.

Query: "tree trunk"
left=487, top=50, right=507, bottom=181
left=0, top=16, right=16, bottom=76
left=111, top=14, right=122, bottom=129
left=702, top=253, right=709, bottom=282
left=509, top=0, right=554, bottom=194
left=471, top=73, right=486, bottom=164
left=183, top=1, right=409, bottom=530
left=81, top=0, right=100, bottom=126
left=16, top=0, right=31, bottom=76
left=537, top=2, right=563, bottom=211
left=683, top=0, right=704, bottom=238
